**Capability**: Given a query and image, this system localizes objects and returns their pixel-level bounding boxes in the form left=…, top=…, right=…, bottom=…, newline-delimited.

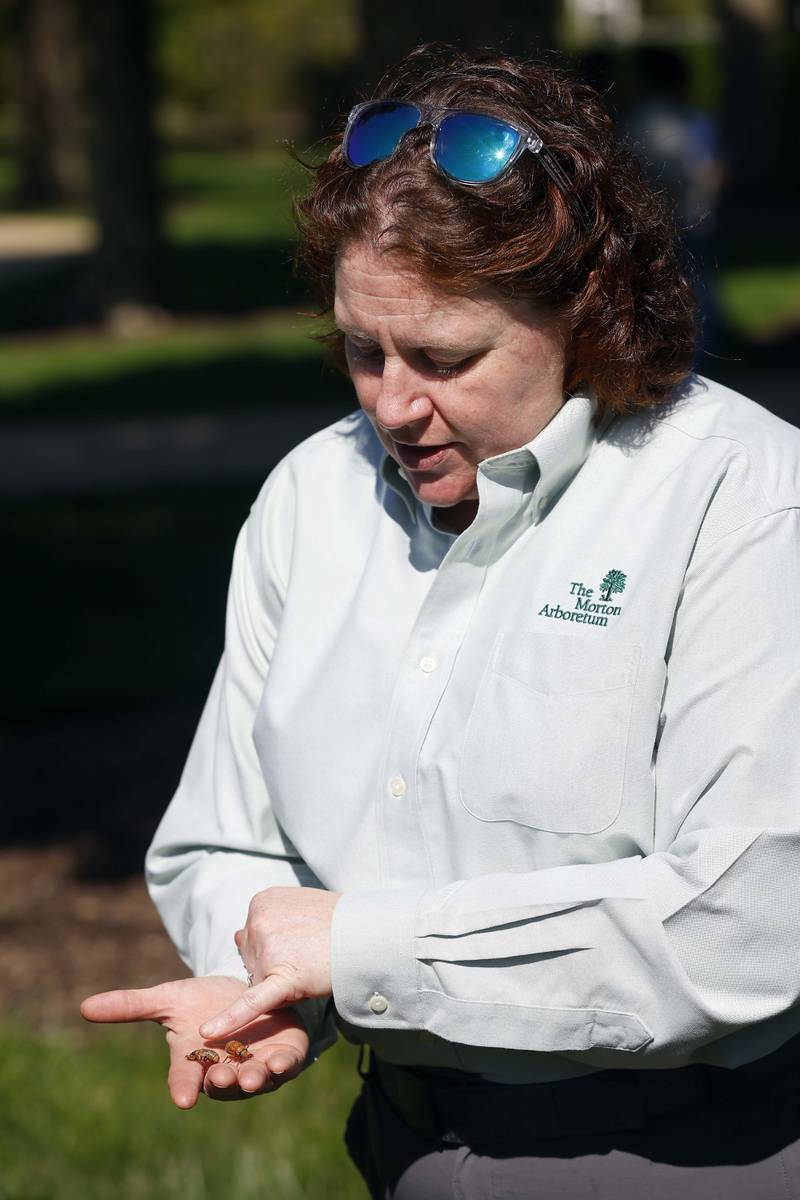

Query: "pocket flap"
left=495, top=632, right=641, bottom=696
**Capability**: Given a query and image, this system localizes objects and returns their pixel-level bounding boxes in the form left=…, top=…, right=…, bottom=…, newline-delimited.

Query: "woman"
left=82, top=46, right=800, bottom=1198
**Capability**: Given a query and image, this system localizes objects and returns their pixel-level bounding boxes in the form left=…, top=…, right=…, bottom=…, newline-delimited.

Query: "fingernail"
left=270, top=1056, right=291, bottom=1074
left=199, top=1021, right=221, bottom=1037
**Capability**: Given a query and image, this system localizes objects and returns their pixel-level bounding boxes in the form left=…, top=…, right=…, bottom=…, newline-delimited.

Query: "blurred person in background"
left=82, top=45, right=800, bottom=1199
left=626, top=46, right=726, bottom=349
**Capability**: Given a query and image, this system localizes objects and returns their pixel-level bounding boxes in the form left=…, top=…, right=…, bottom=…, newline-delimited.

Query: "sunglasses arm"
left=529, top=138, right=591, bottom=228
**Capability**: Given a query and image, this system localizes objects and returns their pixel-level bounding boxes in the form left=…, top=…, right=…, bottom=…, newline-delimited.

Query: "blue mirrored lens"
left=345, top=102, right=421, bottom=167
left=435, top=113, right=521, bottom=183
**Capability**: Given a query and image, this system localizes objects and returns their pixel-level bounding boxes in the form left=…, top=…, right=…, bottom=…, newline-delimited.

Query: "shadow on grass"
left=0, top=349, right=352, bottom=420
left=713, top=222, right=800, bottom=270
left=164, top=240, right=310, bottom=313
left=3, top=481, right=262, bottom=718
left=2, top=482, right=260, bottom=858
left=0, top=238, right=310, bottom=334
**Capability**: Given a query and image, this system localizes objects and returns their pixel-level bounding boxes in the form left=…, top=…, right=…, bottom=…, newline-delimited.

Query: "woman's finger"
left=236, top=1058, right=271, bottom=1095
left=264, top=1046, right=305, bottom=1087
left=204, top=1061, right=281, bottom=1102
left=203, top=1062, right=242, bottom=1101
left=167, top=1055, right=204, bottom=1110
left=80, top=985, right=170, bottom=1024
left=198, top=975, right=294, bottom=1039
left=202, top=1050, right=303, bottom=1101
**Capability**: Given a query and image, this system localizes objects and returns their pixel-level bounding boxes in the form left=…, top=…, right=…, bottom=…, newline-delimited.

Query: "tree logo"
left=600, top=569, right=627, bottom=602
left=538, top=569, right=628, bottom=629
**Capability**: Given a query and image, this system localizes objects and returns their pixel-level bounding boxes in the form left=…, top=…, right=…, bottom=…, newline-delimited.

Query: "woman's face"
left=334, top=242, right=569, bottom=533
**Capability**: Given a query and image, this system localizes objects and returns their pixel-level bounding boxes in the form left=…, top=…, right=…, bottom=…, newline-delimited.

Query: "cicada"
left=185, top=1048, right=220, bottom=1067
left=224, top=1039, right=253, bottom=1063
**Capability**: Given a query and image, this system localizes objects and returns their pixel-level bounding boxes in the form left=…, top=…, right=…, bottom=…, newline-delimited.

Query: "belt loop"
left=357, top=1043, right=370, bottom=1081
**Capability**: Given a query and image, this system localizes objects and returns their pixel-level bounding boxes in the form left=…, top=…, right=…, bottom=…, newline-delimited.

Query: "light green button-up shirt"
left=146, top=375, right=800, bottom=1082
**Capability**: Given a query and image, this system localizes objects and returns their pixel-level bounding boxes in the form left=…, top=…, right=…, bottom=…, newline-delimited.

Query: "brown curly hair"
left=294, top=44, right=697, bottom=417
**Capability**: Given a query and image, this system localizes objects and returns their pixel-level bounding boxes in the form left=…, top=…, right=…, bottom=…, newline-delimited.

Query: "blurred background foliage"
left=1, top=3, right=798, bottom=1197
left=158, top=0, right=360, bottom=144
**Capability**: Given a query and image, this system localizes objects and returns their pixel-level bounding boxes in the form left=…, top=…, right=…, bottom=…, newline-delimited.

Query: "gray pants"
left=344, top=1064, right=800, bottom=1198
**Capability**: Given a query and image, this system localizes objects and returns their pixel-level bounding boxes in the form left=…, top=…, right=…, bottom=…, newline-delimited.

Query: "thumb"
left=80, top=984, right=172, bottom=1025
left=198, top=973, right=299, bottom=1039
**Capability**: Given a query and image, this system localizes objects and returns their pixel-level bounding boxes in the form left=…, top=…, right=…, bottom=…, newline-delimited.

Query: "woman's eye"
left=344, top=337, right=473, bottom=378
left=345, top=337, right=384, bottom=366
left=423, top=354, right=468, bottom=378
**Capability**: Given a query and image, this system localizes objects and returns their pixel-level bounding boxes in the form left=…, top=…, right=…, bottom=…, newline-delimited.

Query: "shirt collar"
left=379, top=390, right=606, bottom=526
left=521, top=389, right=606, bottom=509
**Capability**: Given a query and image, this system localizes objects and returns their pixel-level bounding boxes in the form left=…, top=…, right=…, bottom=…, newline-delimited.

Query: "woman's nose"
left=374, top=358, right=434, bottom=431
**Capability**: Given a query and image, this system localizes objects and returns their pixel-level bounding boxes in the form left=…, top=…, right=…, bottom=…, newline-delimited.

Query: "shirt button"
left=389, top=776, right=406, bottom=798
left=419, top=655, right=438, bottom=673
left=369, top=993, right=389, bottom=1014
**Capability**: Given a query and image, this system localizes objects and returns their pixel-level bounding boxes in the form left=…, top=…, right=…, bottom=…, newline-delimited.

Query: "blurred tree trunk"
left=10, top=0, right=86, bottom=207
left=715, top=0, right=784, bottom=212
left=81, top=0, right=163, bottom=318
left=357, top=1, right=558, bottom=91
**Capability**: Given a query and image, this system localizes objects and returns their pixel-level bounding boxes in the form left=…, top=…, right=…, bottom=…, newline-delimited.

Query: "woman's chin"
left=409, top=475, right=477, bottom=510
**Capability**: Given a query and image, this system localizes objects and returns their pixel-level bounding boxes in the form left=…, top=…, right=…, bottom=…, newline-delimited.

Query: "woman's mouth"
left=394, top=441, right=455, bottom=471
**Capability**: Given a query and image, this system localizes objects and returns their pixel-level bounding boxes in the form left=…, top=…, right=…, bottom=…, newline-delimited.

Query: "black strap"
left=365, top=1050, right=800, bottom=1150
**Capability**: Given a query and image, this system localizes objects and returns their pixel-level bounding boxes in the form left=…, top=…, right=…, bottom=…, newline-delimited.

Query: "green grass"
left=0, top=147, right=316, bottom=335
left=718, top=264, right=800, bottom=337
left=0, top=314, right=318, bottom=401
left=0, top=147, right=311, bottom=242
left=164, top=148, right=312, bottom=244
left=0, top=313, right=352, bottom=417
left=2, top=1020, right=366, bottom=1200
left=0, top=147, right=310, bottom=241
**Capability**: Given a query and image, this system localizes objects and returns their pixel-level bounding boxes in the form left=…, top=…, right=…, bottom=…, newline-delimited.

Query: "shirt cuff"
left=331, top=886, right=424, bottom=1032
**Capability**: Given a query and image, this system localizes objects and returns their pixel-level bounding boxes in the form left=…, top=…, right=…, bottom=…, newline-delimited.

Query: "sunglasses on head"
left=343, top=98, right=575, bottom=195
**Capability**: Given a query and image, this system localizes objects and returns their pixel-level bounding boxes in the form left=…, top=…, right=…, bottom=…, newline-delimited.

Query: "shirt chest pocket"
left=458, top=632, right=641, bottom=834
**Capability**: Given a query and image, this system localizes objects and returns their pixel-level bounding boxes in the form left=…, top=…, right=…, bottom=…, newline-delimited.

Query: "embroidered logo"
left=538, top=569, right=627, bottom=629
left=599, top=569, right=627, bottom=602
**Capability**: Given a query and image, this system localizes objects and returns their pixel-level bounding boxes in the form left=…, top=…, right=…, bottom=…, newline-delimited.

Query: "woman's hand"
left=80, top=976, right=309, bottom=1108
left=198, top=887, right=341, bottom=1041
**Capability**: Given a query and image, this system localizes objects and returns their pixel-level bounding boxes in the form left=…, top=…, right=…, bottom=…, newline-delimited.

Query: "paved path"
left=0, top=215, right=96, bottom=286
